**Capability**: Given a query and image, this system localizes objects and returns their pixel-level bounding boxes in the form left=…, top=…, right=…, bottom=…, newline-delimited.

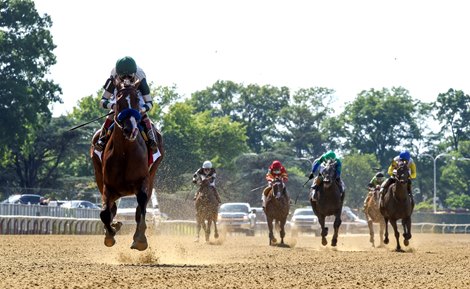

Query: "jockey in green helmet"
left=95, top=56, right=158, bottom=153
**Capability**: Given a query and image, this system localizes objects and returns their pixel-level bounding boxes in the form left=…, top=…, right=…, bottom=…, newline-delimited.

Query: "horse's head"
left=321, top=159, right=337, bottom=187
left=271, top=178, right=286, bottom=200
left=395, top=160, right=410, bottom=184
left=114, top=79, right=142, bottom=142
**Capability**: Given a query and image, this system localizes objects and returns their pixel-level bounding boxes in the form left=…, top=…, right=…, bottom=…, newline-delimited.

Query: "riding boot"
left=193, top=191, right=199, bottom=201
left=95, top=118, right=113, bottom=152
left=310, top=185, right=319, bottom=202
left=408, top=180, right=415, bottom=206
left=142, top=117, right=158, bottom=153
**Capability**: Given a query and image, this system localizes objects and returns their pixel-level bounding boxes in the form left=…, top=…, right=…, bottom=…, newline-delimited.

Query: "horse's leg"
left=131, top=189, right=148, bottom=251
left=110, top=202, right=122, bottom=232
left=213, top=213, right=219, bottom=239
left=365, top=212, right=375, bottom=247
left=378, top=219, right=385, bottom=247
left=205, top=218, right=211, bottom=242
left=390, top=219, right=402, bottom=252
left=267, top=217, right=275, bottom=245
left=383, top=217, right=389, bottom=245
left=100, top=187, right=118, bottom=247
left=195, top=215, right=201, bottom=242
left=331, top=211, right=342, bottom=247
left=279, top=218, right=287, bottom=245
left=318, top=215, right=328, bottom=246
left=402, top=217, right=412, bottom=246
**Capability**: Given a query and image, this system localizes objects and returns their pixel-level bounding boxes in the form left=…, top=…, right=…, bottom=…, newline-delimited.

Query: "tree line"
left=1, top=0, right=469, bottom=211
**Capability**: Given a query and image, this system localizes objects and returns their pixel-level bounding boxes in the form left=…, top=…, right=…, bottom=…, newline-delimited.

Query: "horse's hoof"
left=384, top=238, right=389, bottom=245
left=272, top=238, right=277, bottom=244
left=321, top=238, right=328, bottom=246
left=395, top=248, right=404, bottom=253
left=104, top=237, right=116, bottom=247
left=131, top=241, right=148, bottom=251
left=331, top=239, right=338, bottom=247
left=404, top=239, right=409, bottom=246
left=214, top=233, right=219, bottom=239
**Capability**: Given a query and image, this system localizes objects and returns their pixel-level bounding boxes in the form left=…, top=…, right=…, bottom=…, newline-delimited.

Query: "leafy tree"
left=159, top=102, right=248, bottom=193
left=0, top=116, right=81, bottom=191
left=0, top=0, right=61, bottom=148
left=433, top=89, right=470, bottom=151
left=279, top=87, right=335, bottom=158
left=341, top=153, right=380, bottom=209
left=340, top=87, right=421, bottom=167
left=190, top=81, right=289, bottom=153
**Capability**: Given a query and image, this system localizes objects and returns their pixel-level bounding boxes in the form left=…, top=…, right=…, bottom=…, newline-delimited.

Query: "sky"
left=33, top=0, right=470, bottom=117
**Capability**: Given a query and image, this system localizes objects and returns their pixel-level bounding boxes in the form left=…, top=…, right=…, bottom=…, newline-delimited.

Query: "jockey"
left=309, top=150, right=345, bottom=202
left=95, top=56, right=158, bottom=153
left=262, top=160, right=288, bottom=208
left=363, top=172, right=384, bottom=208
left=379, top=150, right=417, bottom=206
left=192, top=160, right=222, bottom=204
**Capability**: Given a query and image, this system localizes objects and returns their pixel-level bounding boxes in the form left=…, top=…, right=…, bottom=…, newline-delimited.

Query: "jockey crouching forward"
left=379, top=150, right=416, bottom=207
left=95, top=56, right=158, bottom=153
left=309, top=150, right=345, bottom=202
left=262, top=160, right=288, bottom=209
left=192, top=160, right=222, bottom=204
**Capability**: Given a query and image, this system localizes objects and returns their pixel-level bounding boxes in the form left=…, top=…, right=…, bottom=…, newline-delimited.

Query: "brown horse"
left=363, top=186, right=385, bottom=247
left=380, top=162, right=414, bottom=252
left=194, top=176, right=220, bottom=242
left=264, top=178, right=290, bottom=246
left=310, top=159, right=343, bottom=246
left=90, top=79, right=164, bottom=251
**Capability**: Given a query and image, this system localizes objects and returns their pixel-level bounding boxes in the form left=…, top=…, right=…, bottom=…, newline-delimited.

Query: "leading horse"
left=194, top=176, right=220, bottom=242
left=310, top=159, right=344, bottom=246
left=380, top=162, right=414, bottom=252
left=90, top=79, right=164, bottom=251
left=264, top=178, right=290, bottom=246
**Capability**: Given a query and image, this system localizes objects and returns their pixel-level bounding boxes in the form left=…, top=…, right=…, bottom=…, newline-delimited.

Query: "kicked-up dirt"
left=1, top=232, right=469, bottom=288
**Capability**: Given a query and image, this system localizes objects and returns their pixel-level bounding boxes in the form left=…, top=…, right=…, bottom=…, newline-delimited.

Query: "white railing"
left=0, top=203, right=100, bottom=219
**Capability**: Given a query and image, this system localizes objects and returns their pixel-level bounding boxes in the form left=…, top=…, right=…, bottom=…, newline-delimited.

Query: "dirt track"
left=1, top=232, right=469, bottom=289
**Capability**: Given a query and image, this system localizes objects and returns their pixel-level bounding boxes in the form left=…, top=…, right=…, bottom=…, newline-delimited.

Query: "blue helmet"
left=399, top=150, right=411, bottom=161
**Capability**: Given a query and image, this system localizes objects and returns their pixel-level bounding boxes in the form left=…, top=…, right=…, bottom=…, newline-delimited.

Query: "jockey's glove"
left=308, top=173, right=314, bottom=179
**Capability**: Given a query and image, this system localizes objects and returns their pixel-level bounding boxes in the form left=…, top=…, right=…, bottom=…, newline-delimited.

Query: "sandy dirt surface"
left=1, top=232, right=469, bottom=289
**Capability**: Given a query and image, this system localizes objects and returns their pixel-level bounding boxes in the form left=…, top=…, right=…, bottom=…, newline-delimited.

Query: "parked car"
left=290, top=207, right=320, bottom=236
left=114, top=192, right=161, bottom=233
left=218, top=202, right=256, bottom=236
left=60, top=200, right=100, bottom=209
left=1, top=194, right=42, bottom=205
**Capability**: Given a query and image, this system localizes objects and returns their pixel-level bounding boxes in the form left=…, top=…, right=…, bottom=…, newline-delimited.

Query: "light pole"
left=418, top=153, right=465, bottom=213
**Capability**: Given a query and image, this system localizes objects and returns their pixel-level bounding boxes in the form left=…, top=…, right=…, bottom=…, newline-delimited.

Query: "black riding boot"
left=95, top=127, right=109, bottom=152
left=142, top=118, right=158, bottom=153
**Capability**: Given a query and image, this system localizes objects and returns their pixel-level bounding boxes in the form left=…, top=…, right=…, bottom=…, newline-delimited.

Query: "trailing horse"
left=90, top=79, right=164, bottom=251
left=264, top=178, right=290, bottom=246
left=363, top=186, right=385, bottom=247
left=380, top=162, right=414, bottom=252
left=195, top=175, right=220, bottom=242
left=310, top=159, right=343, bottom=246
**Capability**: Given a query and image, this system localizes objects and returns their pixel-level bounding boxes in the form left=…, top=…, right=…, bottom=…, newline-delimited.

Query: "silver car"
left=290, top=207, right=320, bottom=236
left=115, top=192, right=162, bottom=233
left=218, top=202, right=256, bottom=236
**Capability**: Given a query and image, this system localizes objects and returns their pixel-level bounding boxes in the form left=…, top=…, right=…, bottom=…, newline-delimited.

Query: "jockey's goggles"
left=203, top=168, right=211, bottom=173
left=118, top=73, right=135, bottom=80
left=273, top=169, right=281, bottom=174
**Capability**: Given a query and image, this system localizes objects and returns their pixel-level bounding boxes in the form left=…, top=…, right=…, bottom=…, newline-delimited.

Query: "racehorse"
left=380, top=162, right=414, bottom=252
left=363, top=186, right=385, bottom=247
left=310, top=159, right=344, bottom=246
left=195, top=175, right=220, bottom=242
left=90, top=79, right=164, bottom=251
left=264, top=178, right=290, bottom=246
